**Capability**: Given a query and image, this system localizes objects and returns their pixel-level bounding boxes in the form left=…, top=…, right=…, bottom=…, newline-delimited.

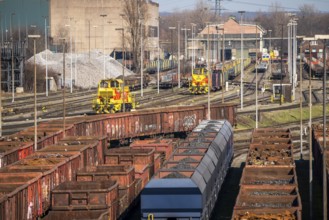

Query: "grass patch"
left=236, top=103, right=329, bottom=130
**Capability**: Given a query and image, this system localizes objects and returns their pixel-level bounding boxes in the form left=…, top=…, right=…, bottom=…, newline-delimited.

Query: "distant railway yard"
left=0, top=59, right=328, bottom=219
left=1, top=0, right=329, bottom=218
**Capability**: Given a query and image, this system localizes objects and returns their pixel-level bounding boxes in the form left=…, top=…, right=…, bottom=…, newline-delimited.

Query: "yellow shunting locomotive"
left=189, top=67, right=210, bottom=94
left=92, top=79, right=136, bottom=114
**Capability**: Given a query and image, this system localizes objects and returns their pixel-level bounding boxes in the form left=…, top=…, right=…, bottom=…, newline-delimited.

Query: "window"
left=148, top=26, right=158, bottom=37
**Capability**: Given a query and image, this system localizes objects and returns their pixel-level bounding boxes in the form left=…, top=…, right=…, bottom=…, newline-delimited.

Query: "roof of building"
left=199, top=18, right=264, bottom=35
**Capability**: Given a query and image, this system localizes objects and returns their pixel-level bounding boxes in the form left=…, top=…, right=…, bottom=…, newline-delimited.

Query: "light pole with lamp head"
left=115, top=28, right=125, bottom=112
left=255, top=24, right=259, bottom=128
left=65, top=19, right=73, bottom=93
left=140, top=18, right=144, bottom=97
left=216, top=26, right=224, bottom=103
left=43, top=16, right=49, bottom=96
left=191, top=23, right=196, bottom=70
left=238, top=11, right=245, bottom=109
left=100, top=14, right=107, bottom=79
left=59, top=38, right=66, bottom=138
left=296, top=35, right=305, bottom=159
left=28, top=34, right=40, bottom=151
left=93, top=25, right=98, bottom=50
left=206, top=23, right=211, bottom=120
left=0, top=32, right=2, bottom=136
left=169, top=26, right=176, bottom=92
left=11, top=12, right=15, bottom=103
left=268, top=29, right=272, bottom=74
left=157, top=17, right=160, bottom=94
left=303, top=36, right=316, bottom=220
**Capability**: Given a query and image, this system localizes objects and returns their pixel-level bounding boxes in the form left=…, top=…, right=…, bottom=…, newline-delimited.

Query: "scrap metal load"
left=141, top=120, right=234, bottom=220
left=232, top=128, right=302, bottom=220
left=92, top=79, right=136, bottom=114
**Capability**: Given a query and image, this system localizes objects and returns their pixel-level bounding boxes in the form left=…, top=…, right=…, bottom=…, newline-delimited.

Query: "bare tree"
left=122, top=0, right=149, bottom=72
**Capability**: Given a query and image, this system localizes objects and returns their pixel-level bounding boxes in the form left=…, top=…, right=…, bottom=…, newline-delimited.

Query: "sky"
left=155, top=0, right=329, bottom=12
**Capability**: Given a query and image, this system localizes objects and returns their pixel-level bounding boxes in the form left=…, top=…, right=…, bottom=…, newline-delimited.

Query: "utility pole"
left=44, top=16, right=49, bottom=96
left=255, top=24, right=258, bottom=128
left=207, top=23, right=211, bottom=120
left=238, top=11, right=245, bottom=109
left=280, top=24, right=284, bottom=105
left=88, top=20, right=91, bottom=62
left=269, top=30, right=272, bottom=74
left=157, top=17, right=160, bottom=94
left=304, top=36, right=315, bottom=220
left=178, top=21, right=181, bottom=88
left=28, top=34, right=40, bottom=151
left=141, top=19, right=144, bottom=97
left=0, top=36, right=2, bottom=137
left=100, top=14, right=107, bottom=79
left=11, top=12, right=15, bottom=103
left=60, top=38, right=66, bottom=138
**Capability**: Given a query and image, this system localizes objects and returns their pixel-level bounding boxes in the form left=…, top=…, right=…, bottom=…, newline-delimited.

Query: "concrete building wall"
left=49, top=0, right=159, bottom=56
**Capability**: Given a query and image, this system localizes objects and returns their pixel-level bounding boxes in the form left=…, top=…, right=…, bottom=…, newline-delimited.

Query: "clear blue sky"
left=155, top=0, right=329, bottom=12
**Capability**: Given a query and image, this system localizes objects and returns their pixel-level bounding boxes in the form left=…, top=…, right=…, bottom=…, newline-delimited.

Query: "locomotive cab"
left=92, top=79, right=135, bottom=114
left=189, top=68, right=209, bottom=94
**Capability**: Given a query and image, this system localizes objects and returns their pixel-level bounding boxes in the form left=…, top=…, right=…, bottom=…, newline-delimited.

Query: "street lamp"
left=43, top=16, right=49, bottom=96
left=207, top=23, right=211, bottom=120
left=169, top=26, right=176, bottom=92
left=238, top=11, right=245, bottom=109
left=268, top=29, right=272, bottom=74
left=191, top=23, right=196, bottom=69
left=140, top=18, right=144, bottom=97
left=157, top=17, right=160, bottom=94
left=28, top=34, right=40, bottom=151
left=65, top=19, right=73, bottom=93
left=315, top=34, right=329, bottom=220
left=93, top=25, right=98, bottom=50
left=59, top=38, right=66, bottom=138
left=178, top=21, right=181, bottom=88
left=280, top=24, right=284, bottom=106
left=296, top=35, right=305, bottom=159
left=100, top=14, right=107, bottom=79
left=0, top=37, right=2, bottom=136
left=216, top=26, right=225, bottom=103
left=87, top=19, right=91, bottom=61
left=115, top=27, right=125, bottom=112
left=255, top=24, right=259, bottom=128
left=304, top=36, right=316, bottom=220
left=11, top=13, right=15, bottom=103
left=107, top=21, right=112, bottom=78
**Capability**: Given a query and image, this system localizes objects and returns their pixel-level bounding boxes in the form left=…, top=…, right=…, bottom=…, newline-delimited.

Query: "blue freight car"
left=141, top=120, right=233, bottom=220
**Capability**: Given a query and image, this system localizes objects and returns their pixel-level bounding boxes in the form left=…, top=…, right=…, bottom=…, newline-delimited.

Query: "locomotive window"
left=100, top=82, right=108, bottom=88
left=111, top=81, right=119, bottom=87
